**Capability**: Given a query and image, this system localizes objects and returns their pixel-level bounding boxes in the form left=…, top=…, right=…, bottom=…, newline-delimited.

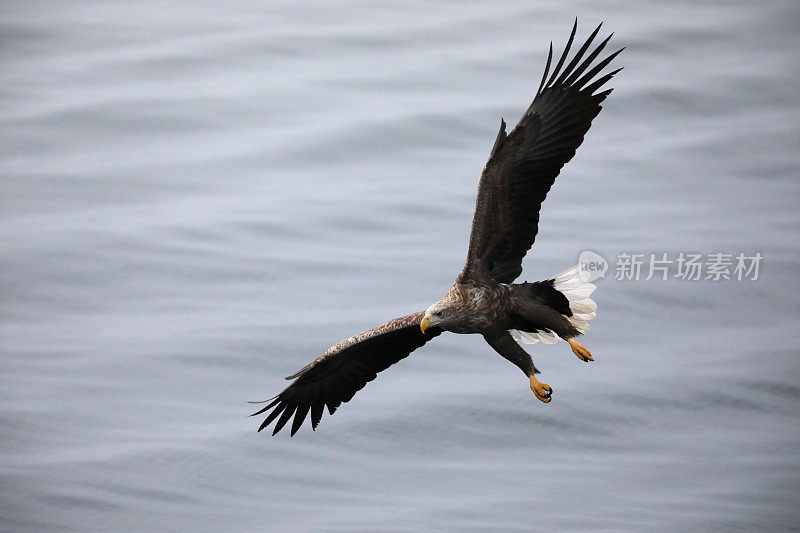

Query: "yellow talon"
left=529, top=375, right=552, bottom=403
left=568, top=338, right=593, bottom=362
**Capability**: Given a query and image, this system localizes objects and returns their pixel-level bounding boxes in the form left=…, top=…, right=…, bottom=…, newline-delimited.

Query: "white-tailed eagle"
left=253, top=21, right=622, bottom=436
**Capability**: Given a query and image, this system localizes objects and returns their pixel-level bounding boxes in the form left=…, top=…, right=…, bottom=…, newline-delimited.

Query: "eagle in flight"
left=253, top=21, right=623, bottom=436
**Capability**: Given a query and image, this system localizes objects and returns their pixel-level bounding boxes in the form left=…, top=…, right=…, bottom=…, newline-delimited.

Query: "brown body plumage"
left=253, top=21, right=622, bottom=436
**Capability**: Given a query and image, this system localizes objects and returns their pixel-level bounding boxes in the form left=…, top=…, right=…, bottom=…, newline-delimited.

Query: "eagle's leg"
left=483, top=331, right=552, bottom=404
left=567, top=337, right=593, bottom=362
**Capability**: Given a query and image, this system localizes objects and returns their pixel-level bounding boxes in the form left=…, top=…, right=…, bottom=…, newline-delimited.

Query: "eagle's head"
left=420, top=293, right=460, bottom=333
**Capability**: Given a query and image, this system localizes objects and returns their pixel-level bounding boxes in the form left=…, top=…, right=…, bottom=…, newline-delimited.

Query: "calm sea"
left=2, top=1, right=799, bottom=530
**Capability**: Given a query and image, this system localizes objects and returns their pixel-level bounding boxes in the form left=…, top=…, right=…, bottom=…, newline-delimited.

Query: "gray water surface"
left=2, top=1, right=799, bottom=531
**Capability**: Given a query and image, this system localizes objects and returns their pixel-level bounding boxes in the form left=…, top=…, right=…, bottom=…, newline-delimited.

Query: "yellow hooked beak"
left=420, top=313, right=432, bottom=333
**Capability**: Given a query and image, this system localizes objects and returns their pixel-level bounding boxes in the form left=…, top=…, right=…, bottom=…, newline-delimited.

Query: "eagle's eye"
left=433, top=311, right=443, bottom=317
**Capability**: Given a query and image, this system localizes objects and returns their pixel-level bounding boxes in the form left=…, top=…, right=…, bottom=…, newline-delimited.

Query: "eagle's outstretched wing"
left=252, top=312, right=443, bottom=436
left=464, top=21, right=623, bottom=284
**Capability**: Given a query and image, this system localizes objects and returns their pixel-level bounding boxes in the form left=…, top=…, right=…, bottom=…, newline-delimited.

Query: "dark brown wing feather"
left=464, top=21, right=623, bottom=283
left=252, top=312, right=442, bottom=436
